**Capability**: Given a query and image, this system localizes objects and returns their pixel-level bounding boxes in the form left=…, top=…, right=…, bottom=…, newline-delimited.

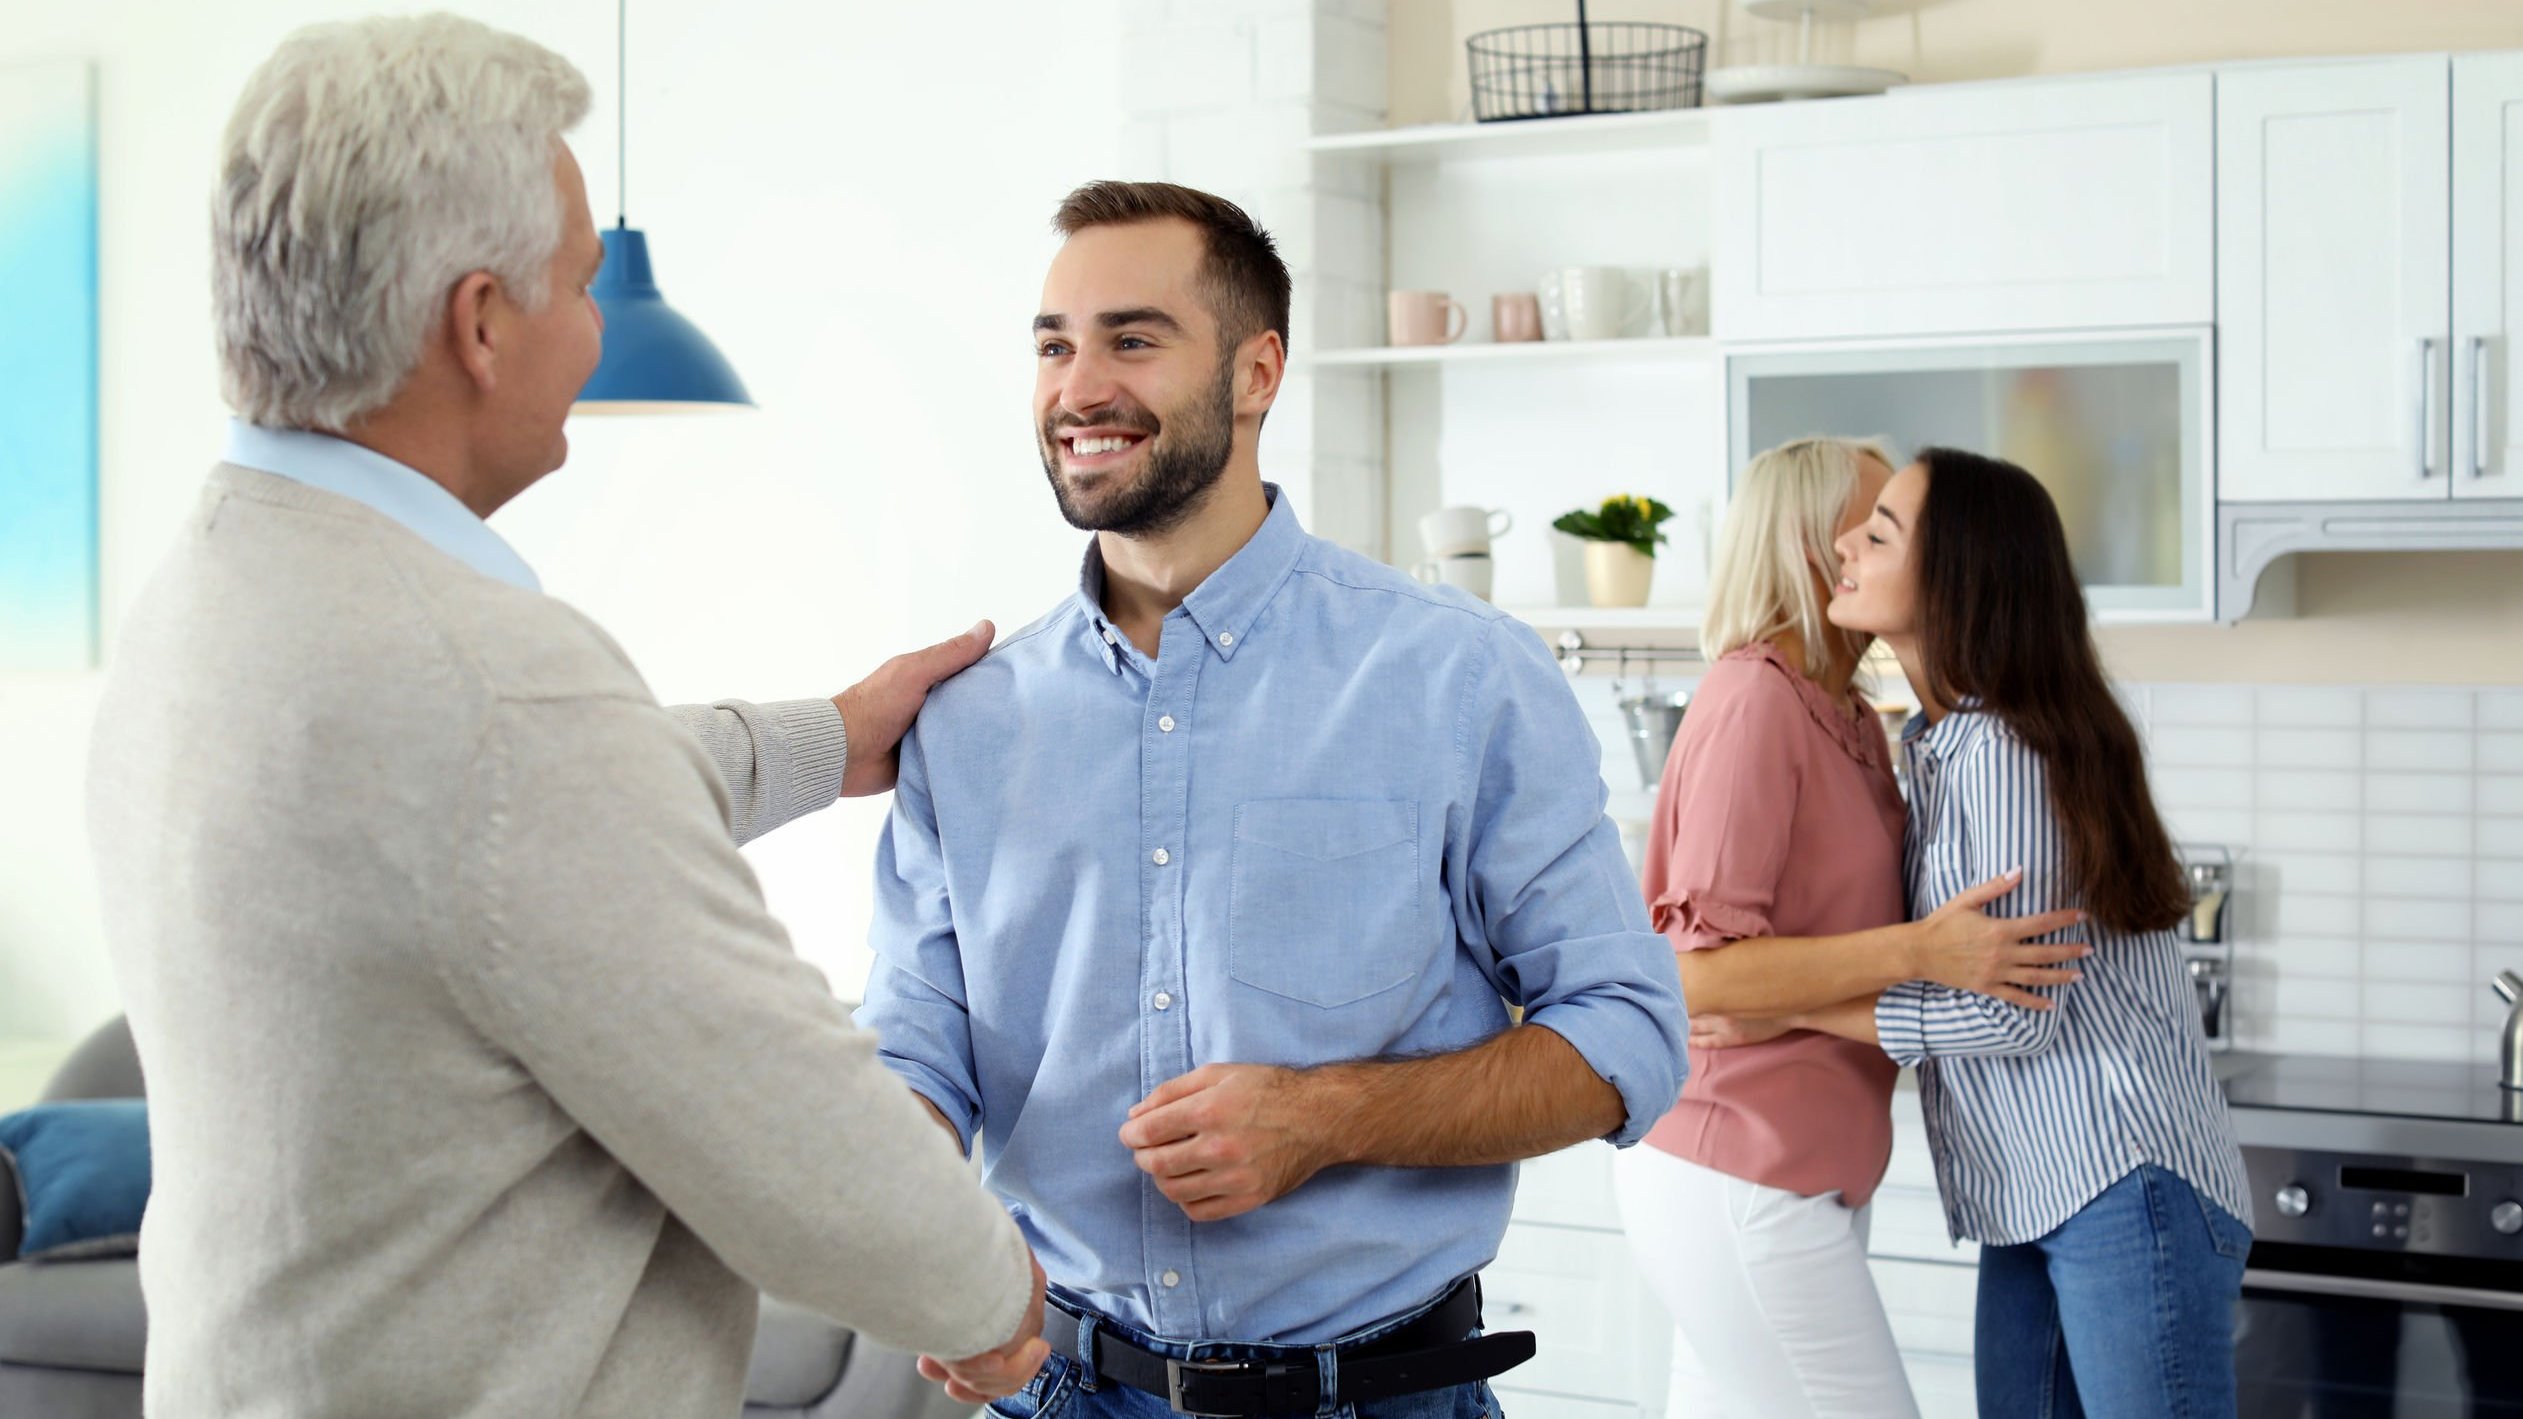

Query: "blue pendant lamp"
left=572, top=0, right=752, bottom=414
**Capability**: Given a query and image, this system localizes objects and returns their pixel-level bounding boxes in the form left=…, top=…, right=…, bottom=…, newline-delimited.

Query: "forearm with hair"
left=1307, top=1023, right=1626, bottom=1169
left=1673, top=925, right=1919, bottom=1017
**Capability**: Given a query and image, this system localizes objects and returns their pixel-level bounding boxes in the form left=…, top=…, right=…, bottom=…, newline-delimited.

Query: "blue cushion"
left=0, top=1099, right=150, bottom=1261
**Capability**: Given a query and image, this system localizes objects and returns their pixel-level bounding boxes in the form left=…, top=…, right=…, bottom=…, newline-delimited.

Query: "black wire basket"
left=1466, top=17, right=1707, bottom=122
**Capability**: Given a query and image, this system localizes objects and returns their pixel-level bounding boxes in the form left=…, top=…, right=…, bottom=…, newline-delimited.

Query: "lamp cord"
left=616, top=0, right=627, bottom=227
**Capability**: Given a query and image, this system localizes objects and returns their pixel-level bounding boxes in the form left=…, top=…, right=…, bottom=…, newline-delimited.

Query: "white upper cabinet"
left=2455, top=51, right=2523, bottom=498
left=1712, top=73, right=2214, bottom=341
left=2219, top=58, right=2452, bottom=503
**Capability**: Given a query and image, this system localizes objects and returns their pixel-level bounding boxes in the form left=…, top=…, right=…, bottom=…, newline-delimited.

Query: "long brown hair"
left=1911, top=447, right=2188, bottom=934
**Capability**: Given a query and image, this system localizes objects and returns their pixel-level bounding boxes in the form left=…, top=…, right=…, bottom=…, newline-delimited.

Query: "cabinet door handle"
left=2417, top=337, right=2440, bottom=479
left=2474, top=335, right=2493, bottom=479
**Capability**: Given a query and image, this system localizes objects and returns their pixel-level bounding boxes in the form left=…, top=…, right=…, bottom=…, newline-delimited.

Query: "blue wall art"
left=0, top=61, right=98, bottom=671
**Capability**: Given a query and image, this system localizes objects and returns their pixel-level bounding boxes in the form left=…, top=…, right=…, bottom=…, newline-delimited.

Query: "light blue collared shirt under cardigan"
left=221, top=420, right=541, bottom=591
left=856, top=487, right=1688, bottom=1346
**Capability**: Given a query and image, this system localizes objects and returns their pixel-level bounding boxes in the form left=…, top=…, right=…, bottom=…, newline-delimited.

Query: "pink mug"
left=1388, top=291, right=1467, bottom=347
left=1493, top=293, right=1543, bottom=343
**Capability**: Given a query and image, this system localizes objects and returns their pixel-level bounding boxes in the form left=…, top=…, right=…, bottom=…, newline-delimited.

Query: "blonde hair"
left=1700, top=435, right=1893, bottom=678
left=213, top=14, right=591, bottom=430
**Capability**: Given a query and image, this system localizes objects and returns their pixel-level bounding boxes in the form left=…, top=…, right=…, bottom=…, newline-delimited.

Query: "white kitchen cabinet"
left=2455, top=52, right=2523, bottom=498
left=2218, top=58, right=2452, bottom=503
left=1711, top=73, right=2214, bottom=342
left=1496, top=1142, right=1670, bottom=1419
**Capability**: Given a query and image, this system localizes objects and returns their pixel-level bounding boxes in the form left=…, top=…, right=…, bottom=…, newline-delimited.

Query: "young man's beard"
left=1040, top=355, right=1237, bottom=537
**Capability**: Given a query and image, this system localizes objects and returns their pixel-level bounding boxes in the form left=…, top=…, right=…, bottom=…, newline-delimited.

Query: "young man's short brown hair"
left=1051, top=181, right=1292, bottom=355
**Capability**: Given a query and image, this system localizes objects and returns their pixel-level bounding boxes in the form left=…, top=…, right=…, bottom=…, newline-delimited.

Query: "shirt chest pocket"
left=1227, top=798, right=1423, bottom=1010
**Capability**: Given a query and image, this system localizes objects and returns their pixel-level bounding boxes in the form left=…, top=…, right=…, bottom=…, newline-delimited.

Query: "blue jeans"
left=1975, top=1164, right=2255, bottom=1419
left=989, top=1288, right=1501, bottom=1419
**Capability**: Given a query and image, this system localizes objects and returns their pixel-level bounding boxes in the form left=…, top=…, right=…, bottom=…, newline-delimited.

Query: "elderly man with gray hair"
left=85, top=14, right=1044, bottom=1417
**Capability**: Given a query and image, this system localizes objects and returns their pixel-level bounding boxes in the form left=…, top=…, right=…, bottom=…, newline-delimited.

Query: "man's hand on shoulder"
left=833, top=620, right=995, bottom=797
left=1118, top=1064, right=1354, bottom=1223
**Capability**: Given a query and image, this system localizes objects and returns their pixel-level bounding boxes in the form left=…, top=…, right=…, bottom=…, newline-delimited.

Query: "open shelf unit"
left=1311, top=336, right=1716, bottom=369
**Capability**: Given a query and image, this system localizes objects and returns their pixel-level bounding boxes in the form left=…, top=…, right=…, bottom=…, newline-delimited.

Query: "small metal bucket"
left=1617, top=689, right=1690, bottom=789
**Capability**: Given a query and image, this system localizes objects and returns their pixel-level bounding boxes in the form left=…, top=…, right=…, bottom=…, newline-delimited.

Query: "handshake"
left=917, top=1250, right=1053, bottom=1404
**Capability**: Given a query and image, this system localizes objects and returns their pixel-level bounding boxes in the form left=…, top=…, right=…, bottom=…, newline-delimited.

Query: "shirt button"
left=1152, top=848, right=1170, bottom=866
left=1102, top=628, right=1117, bottom=645
left=1153, top=991, right=1173, bottom=1011
left=1160, top=1270, right=1181, bottom=1288
left=1217, top=632, right=1234, bottom=648
left=1158, top=715, right=1176, bottom=733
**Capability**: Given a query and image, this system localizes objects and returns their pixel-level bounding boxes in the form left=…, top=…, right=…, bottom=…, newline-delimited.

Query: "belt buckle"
left=1164, top=1357, right=1255, bottom=1418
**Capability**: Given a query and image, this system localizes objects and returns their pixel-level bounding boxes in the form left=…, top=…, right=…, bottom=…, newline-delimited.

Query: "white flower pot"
left=1583, top=541, right=1655, bottom=608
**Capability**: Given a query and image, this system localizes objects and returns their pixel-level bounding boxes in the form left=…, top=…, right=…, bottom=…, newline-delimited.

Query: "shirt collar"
left=1906, top=702, right=1990, bottom=762
left=220, top=420, right=541, bottom=593
left=1072, top=483, right=1307, bottom=671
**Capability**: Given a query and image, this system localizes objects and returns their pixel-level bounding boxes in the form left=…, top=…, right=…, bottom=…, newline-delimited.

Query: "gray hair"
left=213, top=13, right=591, bottom=430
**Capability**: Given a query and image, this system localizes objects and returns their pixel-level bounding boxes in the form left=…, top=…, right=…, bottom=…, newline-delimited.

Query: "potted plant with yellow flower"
left=1553, top=494, right=1675, bottom=607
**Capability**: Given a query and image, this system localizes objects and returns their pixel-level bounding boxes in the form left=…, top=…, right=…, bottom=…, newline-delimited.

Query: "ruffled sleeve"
left=1639, top=651, right=1807, bottom=953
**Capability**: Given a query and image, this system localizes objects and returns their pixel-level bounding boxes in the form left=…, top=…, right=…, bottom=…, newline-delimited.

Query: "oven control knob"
left=2493, top=1200, right=2523, bottom=1237
left=2274, top=1184, right=2311, bottom=1219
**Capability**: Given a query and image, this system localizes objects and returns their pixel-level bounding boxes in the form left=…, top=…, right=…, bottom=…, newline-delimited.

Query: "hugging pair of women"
left=1615, top=440, right=2251, bottom=1419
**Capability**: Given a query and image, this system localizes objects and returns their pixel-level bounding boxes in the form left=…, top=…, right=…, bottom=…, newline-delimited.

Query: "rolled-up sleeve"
left=1640, top=661, right=1802, bottom=953
left=1449, top=619, right=1686, bottom=1146
left=854, top=723, right=986, bottom=1153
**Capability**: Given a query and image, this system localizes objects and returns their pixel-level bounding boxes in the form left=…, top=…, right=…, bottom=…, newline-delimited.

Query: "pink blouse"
left=1639, top=643, right=1908, bottom=1207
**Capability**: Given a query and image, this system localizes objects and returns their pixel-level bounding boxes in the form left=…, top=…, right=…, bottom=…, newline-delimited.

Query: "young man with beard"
left=855, top=182, right=1687, bottom=1419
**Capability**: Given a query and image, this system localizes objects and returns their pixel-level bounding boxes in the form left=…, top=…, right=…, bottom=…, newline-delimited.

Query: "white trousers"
left=1611, top=1146, right=1922, bottom=1419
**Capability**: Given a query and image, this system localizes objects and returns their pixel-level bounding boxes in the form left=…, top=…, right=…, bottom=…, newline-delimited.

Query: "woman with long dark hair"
left=1730, top=446, right=2253, bottom=1417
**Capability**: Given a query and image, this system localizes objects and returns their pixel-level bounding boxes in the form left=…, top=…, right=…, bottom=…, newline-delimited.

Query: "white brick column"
left=1115, top=0, right=1392, bottom=557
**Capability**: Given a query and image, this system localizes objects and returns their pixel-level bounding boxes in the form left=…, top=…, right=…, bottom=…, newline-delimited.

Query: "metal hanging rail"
left=1552, top=630, right=1704, bottom=677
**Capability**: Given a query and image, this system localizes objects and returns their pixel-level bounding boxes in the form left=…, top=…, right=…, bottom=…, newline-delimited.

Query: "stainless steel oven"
left=2224, top=1055, right=2523, bottom=1418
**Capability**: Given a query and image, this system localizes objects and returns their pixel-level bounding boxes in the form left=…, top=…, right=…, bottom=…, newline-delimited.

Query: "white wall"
left=0, top=0, right=1123, bottom=1043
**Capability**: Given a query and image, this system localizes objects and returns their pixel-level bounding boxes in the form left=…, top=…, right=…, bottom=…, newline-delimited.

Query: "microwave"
left=1725, top=327, right=2216, bottom=621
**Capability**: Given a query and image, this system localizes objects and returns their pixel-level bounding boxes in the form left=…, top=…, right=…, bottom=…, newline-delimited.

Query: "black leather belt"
left=1041, top=1277, right=1536, bottom=1418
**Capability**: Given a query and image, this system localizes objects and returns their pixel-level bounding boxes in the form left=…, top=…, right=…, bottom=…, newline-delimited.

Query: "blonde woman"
left=1611, top=437, right=2090, bottom=1419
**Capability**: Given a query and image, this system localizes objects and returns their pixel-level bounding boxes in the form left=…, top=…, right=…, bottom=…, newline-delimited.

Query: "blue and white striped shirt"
left=1876, top=708, right=2251, bottom=1246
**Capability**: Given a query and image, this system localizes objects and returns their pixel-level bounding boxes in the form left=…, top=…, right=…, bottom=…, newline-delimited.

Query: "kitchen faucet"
left=2496, top=970, right=2523, bottom=1092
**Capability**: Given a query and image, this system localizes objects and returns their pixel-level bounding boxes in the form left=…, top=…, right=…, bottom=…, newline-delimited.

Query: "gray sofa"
left=0, top=1017, right=968, bottom=1419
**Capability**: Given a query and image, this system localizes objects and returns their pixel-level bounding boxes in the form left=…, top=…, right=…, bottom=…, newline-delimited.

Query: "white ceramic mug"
left=1420, top=505, right=1514, bottom=559
left=1554, top=267, right=1653, bottom=342
left=1653, top=266, right=1708, bottom=337
left=1412, top=553, right=1494, bottom=601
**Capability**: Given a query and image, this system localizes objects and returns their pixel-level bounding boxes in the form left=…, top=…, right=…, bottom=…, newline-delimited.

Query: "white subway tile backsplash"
left=2479, top=901, right=2523, bottom=942
left=2154, top=767, right=2255, bottom=811
left=2481, top=691, right=2523, bottom=731
left=2256, top=687, right=2363, bottom=727
left=2365, top=690, right=2474, bottom=729
left=2256, top=1017, right=2362, bottom=1054
left=2480, top=734, right=2523, bottom=774
left=2149, top=685, right=2255, bottom=726
left=2151, top=726, right=2255, bottom=767
left=2362, top=941, right=2470, bottom=983
left=2254, top=770, right=2357, bottom=812
left=2365, top=730, right=2475, bottom=773
left=2484, top=777, right=2523, bottom=815
left=2365, top=857, right=2472, bottom=899
left=2257, top=728, right=2361, bottom=768
left=2252, top=812, right=2362, bottom=854
left=2164, top=809, right=2254, bottom=848
left=2360, top=1024, right=2477, bottom=1062
left=2362, top=982, right=2472, bottom=1023
left=2480, top=818, right=2523, bottom=860
left=2272, top=977, right=2362, bottom=1018
left=2362, top=814, right=2472, bottom=857
left=2266, top=892, right=2360, bottom=937
left=2361, top=898, right=2472, bottom=945
left=2365, top=773, right=2470, bottom=814
left=2262, top=937, right=2359, bottom=976
left=2260, top=854, right=2363, bottom=896
left=2479, top=866, right=2523, bottom=904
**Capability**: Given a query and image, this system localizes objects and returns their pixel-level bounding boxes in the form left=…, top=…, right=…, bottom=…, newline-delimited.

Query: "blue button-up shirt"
left=856, top=487, right=1685, bottom=1345
left=220, top=420, right=540, bottom=592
